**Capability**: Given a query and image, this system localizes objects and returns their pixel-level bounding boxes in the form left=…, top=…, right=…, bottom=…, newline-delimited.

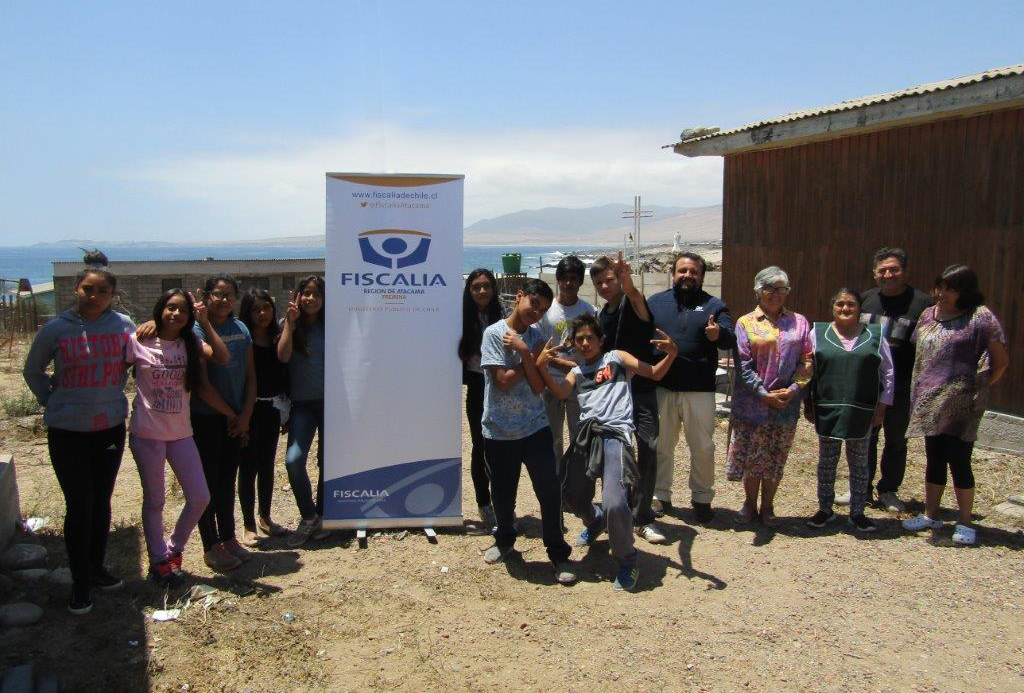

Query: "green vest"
left=811, top=322, right=883, bottom=440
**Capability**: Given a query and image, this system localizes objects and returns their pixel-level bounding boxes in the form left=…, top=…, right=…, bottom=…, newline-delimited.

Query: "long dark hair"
left=459, top=269, right=502, bottom=361
left=152, top=289, right=201, bottom=392
left=293, top=275, right=325, bottom=357
left=239, top=288, right=280, bottom=340
left=935, top=264, right=985, bottom=310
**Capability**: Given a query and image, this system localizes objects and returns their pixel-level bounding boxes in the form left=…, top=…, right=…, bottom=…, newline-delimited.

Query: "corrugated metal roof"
left=675, top=64, right=1024, bottom=145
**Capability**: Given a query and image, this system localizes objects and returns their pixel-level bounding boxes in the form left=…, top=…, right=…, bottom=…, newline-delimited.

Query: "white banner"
left=323, top=173, right=464, bottom=528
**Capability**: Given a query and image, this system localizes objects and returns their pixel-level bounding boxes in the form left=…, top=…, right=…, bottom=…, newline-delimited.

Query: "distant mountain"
left=465, top=203, right=689, bottom=236
left=464, top=203, right=722, bottom=245
left=21, top=203, right=723, bottom=248
left=31, top=239, right=178, bottom=248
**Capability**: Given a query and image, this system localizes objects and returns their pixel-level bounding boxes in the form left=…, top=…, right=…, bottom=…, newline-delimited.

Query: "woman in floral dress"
left=727, top=266, right=813, bottom=525
left=902, top=265, right=1008, bottom=545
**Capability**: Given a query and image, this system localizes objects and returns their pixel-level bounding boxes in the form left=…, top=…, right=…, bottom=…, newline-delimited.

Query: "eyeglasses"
left=761, top=286, right=791, bottom=296
left=208, top=290, right=236, bottom=300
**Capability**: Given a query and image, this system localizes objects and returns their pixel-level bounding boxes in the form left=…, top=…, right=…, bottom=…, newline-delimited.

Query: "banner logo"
left=358, top=230, right=431, bottom=269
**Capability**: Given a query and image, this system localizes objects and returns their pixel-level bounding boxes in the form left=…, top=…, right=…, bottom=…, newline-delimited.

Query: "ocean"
left=0, top=243, right=621, bottom=288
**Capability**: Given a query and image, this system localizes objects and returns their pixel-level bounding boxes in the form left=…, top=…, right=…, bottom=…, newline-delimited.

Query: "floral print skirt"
left=726, top=418, right=798, bottom=482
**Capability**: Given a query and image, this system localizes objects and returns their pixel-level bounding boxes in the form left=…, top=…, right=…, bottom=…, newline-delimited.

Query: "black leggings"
left=238, top=401, right=280, bottom=529
left=464, top=371, right=491, bottom=508
left=193, top=413, right=242, bottom=550
left=48, top=424, right=125, bottom=589
left=924, top=434, right=975, bottom=489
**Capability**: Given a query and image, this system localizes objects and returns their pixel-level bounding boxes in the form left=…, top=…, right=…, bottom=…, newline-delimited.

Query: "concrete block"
left=976, top=410, right=1024, bottom=454
left=0, top=455, right=20, bottom=552
left=0, top=664, right=34, bottom=693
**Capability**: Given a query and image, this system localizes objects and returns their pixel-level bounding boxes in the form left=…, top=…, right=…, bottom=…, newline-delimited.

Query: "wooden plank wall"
left=722, top=107, right=1023, bottom=415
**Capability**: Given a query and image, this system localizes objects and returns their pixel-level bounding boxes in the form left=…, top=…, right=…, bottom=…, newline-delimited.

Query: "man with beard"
left=648, top=253, right=735, bottom=522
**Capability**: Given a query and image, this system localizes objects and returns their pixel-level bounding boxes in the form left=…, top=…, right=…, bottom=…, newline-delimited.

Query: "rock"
left=12, top=568, right=49, bottom=582
left=47, top=567, right=73, bottom=586
left=0, top=602, right=44, bottom=627
left=993, top=500, right=1024, bottom=521
left=0, top=543, right=47, bottom=570
left=0, top=573, right=13, bottom=597
left=0, top=664, right=34, bottom=691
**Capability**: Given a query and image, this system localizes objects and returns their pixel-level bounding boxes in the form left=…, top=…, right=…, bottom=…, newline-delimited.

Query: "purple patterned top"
left=907, top=305, right=1006, bottom=441
left=731, top=307, right=813, bottom=425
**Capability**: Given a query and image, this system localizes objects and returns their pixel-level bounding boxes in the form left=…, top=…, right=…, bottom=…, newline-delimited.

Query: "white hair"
left=753, top=266, right=790, bottom=293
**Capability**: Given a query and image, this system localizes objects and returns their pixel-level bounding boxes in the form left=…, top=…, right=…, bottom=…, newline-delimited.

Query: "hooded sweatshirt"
left=23, top=308, right=136, bottom=432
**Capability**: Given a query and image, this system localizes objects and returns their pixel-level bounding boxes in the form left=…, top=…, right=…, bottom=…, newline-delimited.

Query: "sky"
left=1, top=1, right=1022, bottom=243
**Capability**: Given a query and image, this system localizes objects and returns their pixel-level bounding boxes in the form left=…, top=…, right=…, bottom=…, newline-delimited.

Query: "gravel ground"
left=1, top=340, right=1022, bottom=693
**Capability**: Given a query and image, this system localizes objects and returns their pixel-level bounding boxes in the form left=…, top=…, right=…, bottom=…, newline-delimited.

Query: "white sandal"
left=902, top=513, right=943, bottom=531
left=952, top=523, right=977, bottom=545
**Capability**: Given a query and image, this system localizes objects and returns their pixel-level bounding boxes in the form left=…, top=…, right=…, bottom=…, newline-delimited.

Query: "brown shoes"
left=203, top=543, right=242, bottom=573
left=222, top=538, right=253, bottom=562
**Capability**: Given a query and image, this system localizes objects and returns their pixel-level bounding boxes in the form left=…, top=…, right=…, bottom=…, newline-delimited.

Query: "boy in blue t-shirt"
left=536, top=314, right=677, bottom=591
left=480, top=279, right=576, bottom=585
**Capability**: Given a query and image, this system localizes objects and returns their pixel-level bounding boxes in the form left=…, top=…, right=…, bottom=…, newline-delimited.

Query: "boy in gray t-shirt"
left=537, top=314, right=677, bottom=592
left=479, top=279, right=576, bottom=585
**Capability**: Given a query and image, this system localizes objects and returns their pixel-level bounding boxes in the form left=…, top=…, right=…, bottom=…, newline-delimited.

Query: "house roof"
left=670, top=64, right=1024, bottom=157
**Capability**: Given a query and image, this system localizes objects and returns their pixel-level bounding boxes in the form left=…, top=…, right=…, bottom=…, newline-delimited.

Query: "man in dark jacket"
left=859, top=247, right=933, bottom=513
left=648, top=253, right=735, bottom=522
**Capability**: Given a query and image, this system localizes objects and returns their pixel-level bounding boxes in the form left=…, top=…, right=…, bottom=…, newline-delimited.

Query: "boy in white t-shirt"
left=537, top=314, right=676, bottom=591
left=536, top=255, right=596, bottom=460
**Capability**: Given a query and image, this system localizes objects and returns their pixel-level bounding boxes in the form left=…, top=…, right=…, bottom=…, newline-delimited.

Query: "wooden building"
left=671, top=65, right=1024, bottom=416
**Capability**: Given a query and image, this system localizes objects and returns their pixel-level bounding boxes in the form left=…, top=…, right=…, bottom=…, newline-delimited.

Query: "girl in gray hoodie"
left=23, top=251, right=136, bottom=615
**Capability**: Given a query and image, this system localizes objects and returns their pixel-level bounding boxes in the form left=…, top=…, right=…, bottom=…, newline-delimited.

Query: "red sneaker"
left=149, top=560, right=175, bottom=584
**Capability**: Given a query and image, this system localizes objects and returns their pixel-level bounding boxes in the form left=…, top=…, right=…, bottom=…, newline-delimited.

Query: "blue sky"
left=1, top=1, right=1022, bottom=243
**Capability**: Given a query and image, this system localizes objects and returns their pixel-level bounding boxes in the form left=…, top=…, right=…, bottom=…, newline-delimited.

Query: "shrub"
left=2, top=389, right=41, bottom=418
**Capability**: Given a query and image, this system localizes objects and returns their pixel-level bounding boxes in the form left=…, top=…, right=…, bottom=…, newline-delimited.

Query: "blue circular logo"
left=381, top=237, right=408, bottom=255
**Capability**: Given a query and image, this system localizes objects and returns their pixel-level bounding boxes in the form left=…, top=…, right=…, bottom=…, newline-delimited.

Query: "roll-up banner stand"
left=323, top=173, right=464, bottom=529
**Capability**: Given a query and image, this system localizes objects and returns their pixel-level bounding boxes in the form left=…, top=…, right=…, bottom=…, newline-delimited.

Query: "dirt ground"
left=1, top=337, right=1022, bottom=693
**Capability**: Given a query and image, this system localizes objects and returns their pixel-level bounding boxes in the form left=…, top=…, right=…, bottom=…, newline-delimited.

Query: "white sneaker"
left=834, top=492, right=851, bottom=506
left=952, top=524, right=977, bottom=545
left=877, top=491, right=905, bottom=513
left=902, top=513, right=943, bottom=531
left=636, top=523, right=668, bottom=545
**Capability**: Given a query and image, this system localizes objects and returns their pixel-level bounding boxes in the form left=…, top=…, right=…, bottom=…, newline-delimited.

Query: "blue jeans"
left=285, top=399, right=324, bottom=521
left=484, top=427, right=571, bottom=563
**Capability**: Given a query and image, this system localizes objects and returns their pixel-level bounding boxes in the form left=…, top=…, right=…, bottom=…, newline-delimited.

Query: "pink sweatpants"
left=130, top=434, right=211, bottom=565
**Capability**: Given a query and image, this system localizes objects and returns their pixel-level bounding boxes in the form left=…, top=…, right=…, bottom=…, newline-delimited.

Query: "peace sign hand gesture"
left=613, top=250, right=636, bottom=294
left=190, top=290, right=210, bottom=326
left=650, top=328, right=677, bottom=357
left=535, top=337, right=559, bottom=369
left=285, top=291, right=300, bottom=326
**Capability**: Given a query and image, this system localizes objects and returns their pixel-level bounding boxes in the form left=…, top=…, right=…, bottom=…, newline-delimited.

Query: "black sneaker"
left=849, top=513, right=877, bottom=533
left=68, top=584, right=93, bottom=615
left=693, top=502, right=715, bottom=524
left=90, top=567, right=124, bottom=591
left=806, top=510, right=836, bottom=528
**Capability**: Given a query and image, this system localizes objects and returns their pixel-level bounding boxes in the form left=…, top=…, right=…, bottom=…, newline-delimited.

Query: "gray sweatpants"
left=563, top=436, right=637, bottom=567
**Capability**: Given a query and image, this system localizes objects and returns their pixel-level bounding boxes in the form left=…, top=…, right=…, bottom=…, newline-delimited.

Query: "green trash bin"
left=501, top=253, right=522, bottom=274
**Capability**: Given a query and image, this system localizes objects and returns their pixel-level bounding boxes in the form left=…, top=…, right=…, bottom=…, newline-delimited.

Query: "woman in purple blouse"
left=726, top=266, right=813, bottom=525
left=902, top=265, right=1009, bottom=546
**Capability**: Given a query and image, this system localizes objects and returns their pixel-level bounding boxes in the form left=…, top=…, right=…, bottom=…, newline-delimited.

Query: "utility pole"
left=620, top=195, right=652, bottom=266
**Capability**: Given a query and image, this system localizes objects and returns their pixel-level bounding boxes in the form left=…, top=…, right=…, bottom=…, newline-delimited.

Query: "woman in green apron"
left=806, top=288, right=894, bottom=533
